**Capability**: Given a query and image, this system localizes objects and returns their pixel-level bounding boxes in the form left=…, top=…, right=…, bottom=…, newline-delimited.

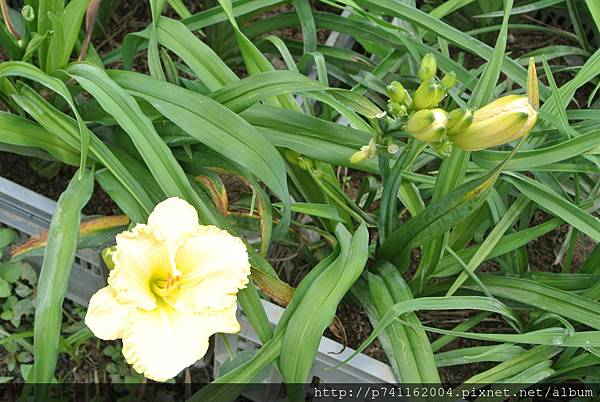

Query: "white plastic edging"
left=0, top=177, right=106, bottom=307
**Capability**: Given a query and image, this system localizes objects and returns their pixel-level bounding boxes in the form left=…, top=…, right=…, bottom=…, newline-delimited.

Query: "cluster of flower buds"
left=385, top=54, right=457, bottom=121
left=350, top=56, right=540, bottom=165
left=400, top=55, right=538, bottom=154
left=413, top=55, right=457, bottom=111
left=386, top=81, right=411, bottom=118
left=390, top=54, right=457, bottom=155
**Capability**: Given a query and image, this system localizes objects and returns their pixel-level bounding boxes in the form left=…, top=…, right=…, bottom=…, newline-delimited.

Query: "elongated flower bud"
left=441, top=71, right=457, bottom=89
left=283, top=149, right=302, bottom=166
left=448, top=95, right=537, bottom=151
left=387, top=81, right=409, bottom=104
left=412, top=78, right=446, bottom=110
left=447, top=108, right=473, bottom=135
left=406, top=108, right=448, bottom=143
left=418, top=53, right=437, bottom=82
left=527, top=57, right=539, bottom=110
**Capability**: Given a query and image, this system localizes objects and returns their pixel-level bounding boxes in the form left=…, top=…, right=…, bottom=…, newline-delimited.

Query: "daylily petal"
left=202, top=303, right=241, bottom=335
left=148, top=197, right=200, bottom=251
left=167, top=225, right=250, bottom=314
left=109, top=225, right=171, bottom=310
left=85, top=286, right=133, bottom=340
left=120, top=302, right=210, bottom=382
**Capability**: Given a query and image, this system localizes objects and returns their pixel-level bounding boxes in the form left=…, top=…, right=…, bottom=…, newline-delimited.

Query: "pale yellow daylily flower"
left=85, top=198, right=250, bottom=382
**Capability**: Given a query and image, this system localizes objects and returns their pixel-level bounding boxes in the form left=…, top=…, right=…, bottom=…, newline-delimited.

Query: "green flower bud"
left=386, top=81, right=408, bottom=104
left=21, top=5, right=34, bottom=22
left=388, top=101, right=408, bottom=118
left=298, top=157, right=315, bottom=171
left=441, top=71, right=457, bottom=89
left=412, top=78, right=446, bottom=110
left=406, top=108, right=449, bottom=143
left=387, top=143, right=400, bottom=155
left=418, top=53, right=437, bottom=82
left=447, top=108, right=473, bottom=135
left=102, top=246, right=117, bottom=270
left=448, top=95, right=538, bottom=151
left=283, top=149, right=302, bottom=166
left=527, top=57, right=539, bottom=110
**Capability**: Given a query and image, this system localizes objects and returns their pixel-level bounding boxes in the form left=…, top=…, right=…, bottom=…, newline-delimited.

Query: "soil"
left=0, top=152, right=117, bottom=216
left=528, top=211, right=596, bottom=272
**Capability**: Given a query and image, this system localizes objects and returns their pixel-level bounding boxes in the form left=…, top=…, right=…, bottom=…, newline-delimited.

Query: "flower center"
left=151, top=274, right=181, bottom=298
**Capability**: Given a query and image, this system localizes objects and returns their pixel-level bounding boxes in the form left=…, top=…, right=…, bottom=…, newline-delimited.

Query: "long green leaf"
left=587, top=0, right=600, bottom=32
left=505, top=173, right=600, bottom=243
left=335, top=296, right=520, bottom=368
left=156, top=17, right=238, bottom=90
left=468, top=0, right=513, bottom=108
left=0, top=112, right=79, bottom=165
left=45, top=0, right=89, bottom=71
left=379, top=264, right=440, bottom=382
left=33, top=168, right=93, bottom=389
left=467, top=276, right=600, bottom=330
left=12, top=83, right=155, bottom=219
left=280, top=224, right=368, bottom=387
left=368, top=272, right=422, bottom=382
left=110, top=69, right=291, bottom=240
left=378, top=169, right=499, bottom=269
left=0, top=61, right=89, bottom=172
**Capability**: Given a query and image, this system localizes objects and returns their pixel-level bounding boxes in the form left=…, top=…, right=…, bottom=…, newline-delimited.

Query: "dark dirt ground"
left=0, top=152, right=118, bottom=215
left=0, top=0, right=598, bottom=388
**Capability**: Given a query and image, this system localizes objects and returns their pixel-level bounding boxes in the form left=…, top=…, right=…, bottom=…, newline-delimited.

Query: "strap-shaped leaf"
left=33, top=169, right=93, bottom=386
left=505, top=173, right=600, bottom=242
left=280, top=224, right=369, bottom=386
left=378, top=168, right=499, bottom=269
left=0, top=62, right=89, bottom=173
left=109, top=69, right=291, bottom=240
